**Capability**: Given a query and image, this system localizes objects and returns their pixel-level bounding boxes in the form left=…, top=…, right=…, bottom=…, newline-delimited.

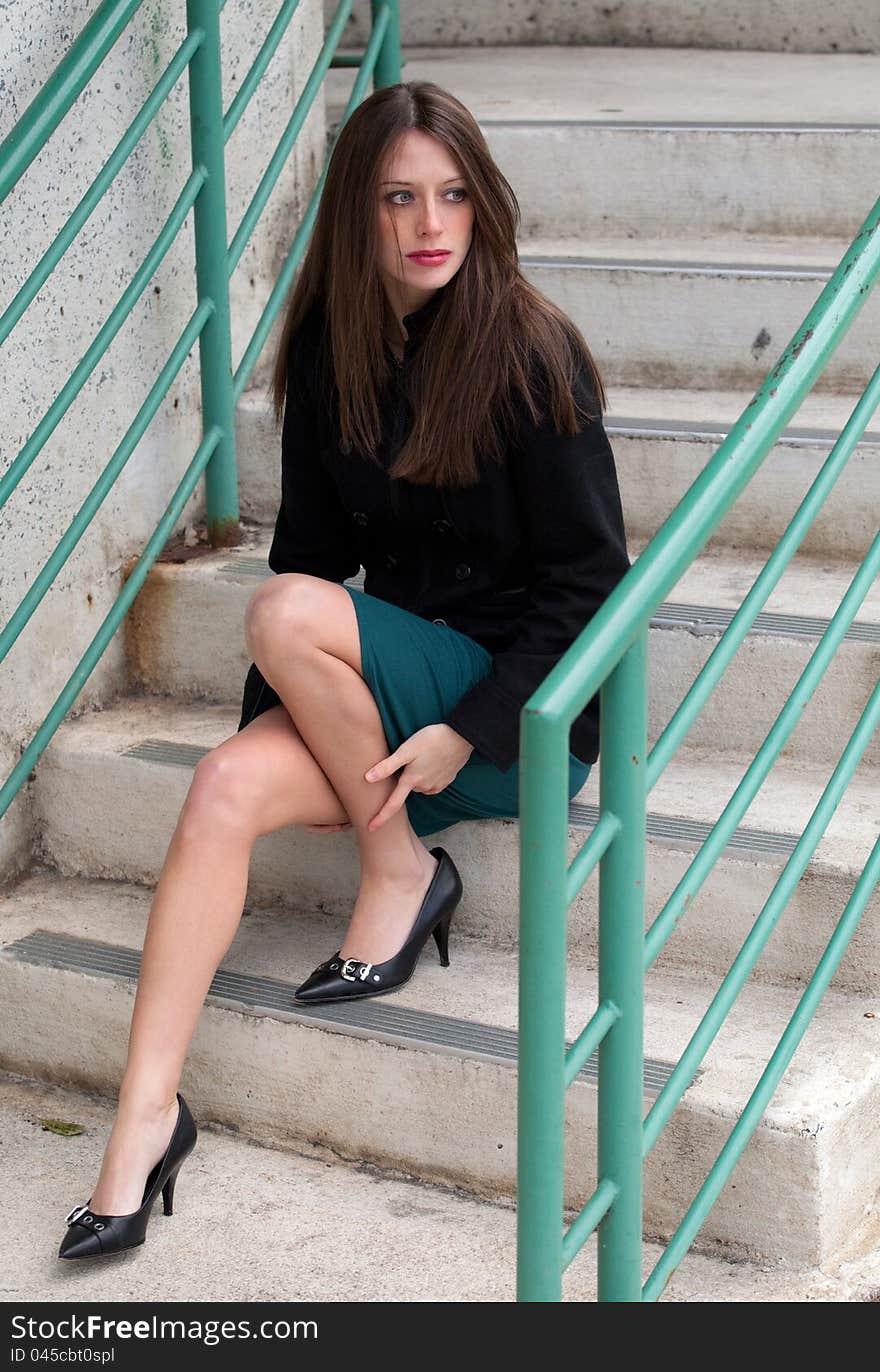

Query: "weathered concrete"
left=121, top=539, right=880, bottom=772
left=329, top=2, right=880, bottom=54
left=0, top=1, right=326, bottom=881
left=328, top=47, right=880, bottom=239
left=235, top=379, right=880, bottom=555
left=23, top=703, right=880, bottom=995
left=6, top=1070, right=880, bottom=1302
left=1, top=874, right=879, bottom=1269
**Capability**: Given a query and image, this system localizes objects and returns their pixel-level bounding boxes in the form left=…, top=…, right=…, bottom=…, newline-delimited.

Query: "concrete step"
left=30, top=696, right=880, bottom=995
left=605, top=386, right=880, bottom=557
left=235, top=383, right=880, bottom=558
left=518, top=235, right=879, bottom=393
left=330, top=5, right=880, bottom=54
left=5, top=1071, right=876, bottom=1302
left=327, top=47, right=880, bottom=237
left=2, top=873, right=879, bottom=1269
left=124, top=541, right=880, bottom=772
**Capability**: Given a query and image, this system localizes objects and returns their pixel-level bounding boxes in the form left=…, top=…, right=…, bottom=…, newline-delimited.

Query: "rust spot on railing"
left=791, top=328, right=814, bottom=360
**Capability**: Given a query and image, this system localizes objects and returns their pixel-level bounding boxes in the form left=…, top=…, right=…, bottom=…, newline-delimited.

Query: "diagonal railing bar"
left=0, top=26, right=204, bottom=348
left=231, top=1, right=393, bottom=395
left=0, top=167, right=208, bottom=511
left=644, top=525, right=880, bottom=970
left=642, top=828, right=880, bottom=1302
left=645, top=362, right=880, bottom=794
left=223, top=0, right=303, bottom=143
left=0, top=0, right=142, bottom=201
left=0, top=300, right=215, bottom=668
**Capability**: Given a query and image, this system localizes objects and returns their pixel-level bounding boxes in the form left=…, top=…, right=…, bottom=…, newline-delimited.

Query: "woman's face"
left=376, top=129, right=474, bottom=325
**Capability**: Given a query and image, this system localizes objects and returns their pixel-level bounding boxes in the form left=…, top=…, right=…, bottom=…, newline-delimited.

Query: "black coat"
left=237, top=287, right=631, bottom=773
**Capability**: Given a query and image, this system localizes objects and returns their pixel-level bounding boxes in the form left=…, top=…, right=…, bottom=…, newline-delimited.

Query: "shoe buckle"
left=340, top=958, right=372, bottom=983
left=65, top=1204, right=89, bottom=1225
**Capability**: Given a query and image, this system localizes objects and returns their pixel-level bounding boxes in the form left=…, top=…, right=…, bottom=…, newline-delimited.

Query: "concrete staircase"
left=2, top=22, right=880, bottom=1300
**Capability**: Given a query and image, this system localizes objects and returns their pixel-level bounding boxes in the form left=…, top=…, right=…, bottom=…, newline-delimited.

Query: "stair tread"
left=327, top=46, right=880, bottom=126
left=520, top=233, right=857, bottom=268
left=154, top=532, right=880, bottom=628
left=2, top=871, right=879, bottom=1133
left=604, top=385, right=880, bottom=435
left=3, top=1069, right=873, bottom=1301
left=42, top=694, right=880, bottom=870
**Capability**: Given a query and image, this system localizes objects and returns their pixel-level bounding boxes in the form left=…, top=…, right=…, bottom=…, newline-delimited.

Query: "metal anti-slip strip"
left=121, top=740, right=801, bottom=857
left=3, top=930, right=675, bottom=1096
left=218, top=560, right=880, bottom=645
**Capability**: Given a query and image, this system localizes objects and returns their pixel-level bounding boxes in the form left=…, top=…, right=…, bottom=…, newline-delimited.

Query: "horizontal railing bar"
left=0, top=0, right=142, bottom=202
left=0, top=167, right=207, bottom=512
left=519, top=197, right=880, bottom=736
left=231, top=1, right=389, bottom=396
left=646, top=362, right=880, bottom=793
left=642, top=667, right=880, bottom=1158
left=329, top=53, right=368, bottom=66
left=0, top=27, right=204, bottom=349
left=642, top=829, right=880, bottom=1303
left=223, top=0, right=304, bottom=143
left=644, top=524, right=880, bottom=971
left=564, top=1001, right=621, bottom=1088
left=561, top=1177, right=619, bottom=1271
left=0, top=299, right=214, bottom=670
left=225, top=0, right=357, bottom=274
left=565, top=809, right=621, bottom=905
left=0, top=424, right=222, bottom=822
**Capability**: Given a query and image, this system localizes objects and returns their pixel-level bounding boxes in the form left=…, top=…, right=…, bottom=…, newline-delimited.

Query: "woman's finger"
left=367, top=774, right=412, bottom=831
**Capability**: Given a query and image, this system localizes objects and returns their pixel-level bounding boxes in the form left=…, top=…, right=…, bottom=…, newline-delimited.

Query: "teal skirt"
left=343, top=585, right=592, bottom=838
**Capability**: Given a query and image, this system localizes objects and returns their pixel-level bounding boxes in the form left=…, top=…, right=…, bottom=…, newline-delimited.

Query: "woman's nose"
left=418, top=201, right=444, bottom=235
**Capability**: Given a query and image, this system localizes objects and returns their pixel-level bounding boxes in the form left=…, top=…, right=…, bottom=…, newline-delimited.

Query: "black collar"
left=395, top=286, right=446, bottom=359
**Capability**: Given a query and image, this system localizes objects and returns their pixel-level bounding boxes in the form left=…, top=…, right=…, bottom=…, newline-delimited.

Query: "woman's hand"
left=364, top=724, right=474, bottom=831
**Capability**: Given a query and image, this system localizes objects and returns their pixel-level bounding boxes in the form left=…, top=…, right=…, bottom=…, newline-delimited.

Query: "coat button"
left=432, top=617, right=447, bottom=626
left=433, top=518, right=452, bottom=534
left=352, top=511, right=368, bottom=526
left=338, top=437, right=352, bottom=455
left=384, top=554, right=398, bottom=571
left=454, top=562, right=471, bottom=580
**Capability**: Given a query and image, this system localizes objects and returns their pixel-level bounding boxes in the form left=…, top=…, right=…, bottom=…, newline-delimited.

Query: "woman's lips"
left=407, top=251, right=451, bottom=266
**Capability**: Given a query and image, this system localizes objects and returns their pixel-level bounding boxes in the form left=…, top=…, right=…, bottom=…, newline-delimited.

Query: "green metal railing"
left=0, top=0, right=401, bottom=821
left=517, top=200, right=880, bottom=1301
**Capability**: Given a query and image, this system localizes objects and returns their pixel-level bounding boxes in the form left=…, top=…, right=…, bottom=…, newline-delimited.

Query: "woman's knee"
left=244, top=574, right=321, bottom=666
left=178, top=744, right=264, bottom=839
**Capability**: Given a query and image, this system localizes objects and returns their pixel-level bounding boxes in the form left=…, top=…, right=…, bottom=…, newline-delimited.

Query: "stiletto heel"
left=294, top=847, right=463, bottom=1003
left=58, top=1093, right=197, bottom=1261
left=432, top=909, right=453, bottom=966
left=162, top=1167, right=180, bottom=1216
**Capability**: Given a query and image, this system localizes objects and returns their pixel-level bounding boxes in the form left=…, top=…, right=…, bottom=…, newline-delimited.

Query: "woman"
left=58, top=80, right=630, bottom=1261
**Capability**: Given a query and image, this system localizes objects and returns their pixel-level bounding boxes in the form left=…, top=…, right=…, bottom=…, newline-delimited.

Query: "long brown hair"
left=269, top=80, right=607, bottom=489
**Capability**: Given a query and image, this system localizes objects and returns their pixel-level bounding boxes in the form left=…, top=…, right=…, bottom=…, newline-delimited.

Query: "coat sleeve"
left=266, top=329, right=360, bottom=583
left=441, top=354, right=631, bottom=772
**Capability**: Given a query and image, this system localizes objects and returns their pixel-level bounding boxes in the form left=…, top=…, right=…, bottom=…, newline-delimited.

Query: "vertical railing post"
left=371, top=0, right=401, bottom=87
left=186, top=0, right=239, bottom=547
left=597, top=625, right=648, bottom=1301
left=517, top=710, right=571, bottom=1301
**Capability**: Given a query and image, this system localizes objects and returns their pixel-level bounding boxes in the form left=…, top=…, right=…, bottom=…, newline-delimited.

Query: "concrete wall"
left=0, top=0, right=327, bottom=881
left=330, top=0, right=880, bottom=53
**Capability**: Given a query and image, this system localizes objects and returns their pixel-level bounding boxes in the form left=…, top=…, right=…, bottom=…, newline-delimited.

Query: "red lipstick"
left=406, top=250, right=451, bottom=266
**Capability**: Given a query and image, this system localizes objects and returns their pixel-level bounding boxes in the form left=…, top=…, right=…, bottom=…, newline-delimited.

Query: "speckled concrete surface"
left=328, top=2, right=880, bottom=54
left=4, top=1070, right=879, bottom=1303
left=2, top=873, right=880, bottom=1268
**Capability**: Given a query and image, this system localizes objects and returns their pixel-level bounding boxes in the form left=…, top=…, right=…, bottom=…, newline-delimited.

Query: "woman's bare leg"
left=86, top=704, right=351, bottom=1218
left=84, top=574, right=442, bottom=1219
left=244, top=575, right=440, bottom=965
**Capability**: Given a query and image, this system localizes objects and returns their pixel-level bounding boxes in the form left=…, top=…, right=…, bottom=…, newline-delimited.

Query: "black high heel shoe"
left=58, top=1092, right=198, bottom=1261
left=294, top=846, right=463, bottom=1004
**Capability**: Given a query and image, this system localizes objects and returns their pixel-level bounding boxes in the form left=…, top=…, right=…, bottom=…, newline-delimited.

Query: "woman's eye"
left=386, top=188, right=468, bottom=204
